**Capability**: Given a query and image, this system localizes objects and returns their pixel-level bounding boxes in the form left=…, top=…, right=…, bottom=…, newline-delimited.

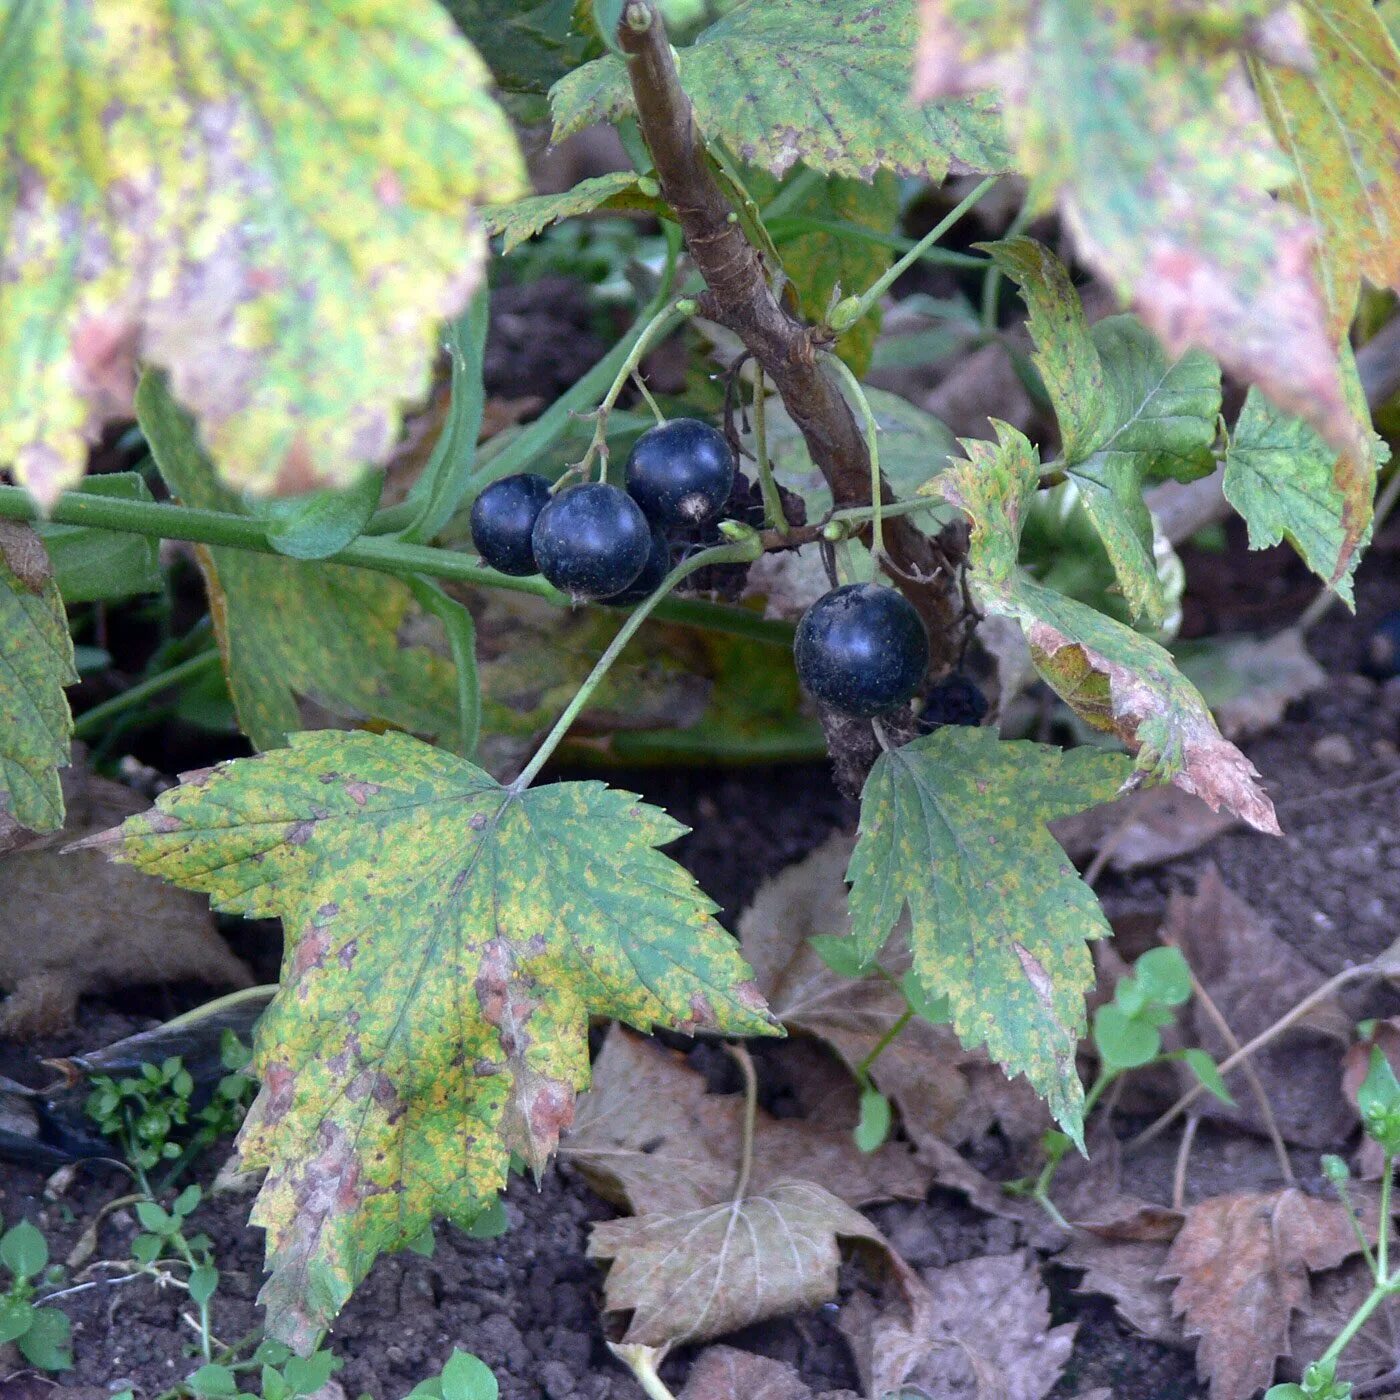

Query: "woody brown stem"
left=616, top=0, right=964, bottom=671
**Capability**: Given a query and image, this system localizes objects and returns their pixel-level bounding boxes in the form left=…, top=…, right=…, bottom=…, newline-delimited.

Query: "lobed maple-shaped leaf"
left=937, top=422, right=1281, bottom=833
left=1224, top=352, right=1384, bottom=604
left=1163, top=1188, right=1363, bottom=1400
left=985, top=237, right=1221, bottom=625
left=562, top=1025, right=926, bottom=1214
left=1249, top=0, right=1400, bottom=330
left=917, top=0, right=1372, bottom=510
left=589, top=1178, right=897, bottom=1349
left=551, top=0, right=1012, bottom=182
left=0, top=0, right=525, bottom=508
left=847, top=726, right=1131, bottom=1141
left=137, top=373, right=467, bottom=753
left=484, top=172, right=662, bottom=255
left=84, top=729, right=776, bottom=1348
left=0, top=523, right=75, bottom=837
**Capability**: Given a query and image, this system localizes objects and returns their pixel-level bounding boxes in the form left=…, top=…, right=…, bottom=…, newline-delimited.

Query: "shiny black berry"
left=918, top=673, right=989, bottom=731
left=794, top=584, right=930, bottom=719
left=531, top=482, right=652, bottom=601
left=1364, top=611, right=1400, bottom=680
left=599, top=527, right=672, bottom=608
left=624, top=418, right=736, bottom=529
left=469, top=473, right=552, bottom=577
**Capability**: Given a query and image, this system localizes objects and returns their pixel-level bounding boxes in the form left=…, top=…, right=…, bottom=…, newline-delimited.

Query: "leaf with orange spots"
left=0, top=0, right=525, bottom=508
left=82, top=729, right=777, bottom=1349
left=847, top=725, right=1131, bottom=1143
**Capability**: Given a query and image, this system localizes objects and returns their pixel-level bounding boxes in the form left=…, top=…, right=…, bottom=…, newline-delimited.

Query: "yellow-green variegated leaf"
left=0, top=524, right=75, bottom=835
left=937, top=422, right=1280, bottom=833
left=552, top=0, right=1011, bottom=182
left=485, top=172, right=662, bottom=255
left=84, top=729, right=777, bottom=1348
left=0, top=0, right=525, bottom=507
left=848, top=726, right=1130, bottom=1141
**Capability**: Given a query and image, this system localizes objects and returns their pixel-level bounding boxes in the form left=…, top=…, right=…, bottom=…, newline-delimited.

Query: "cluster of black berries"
left=469, top=418, right=738, bottom=606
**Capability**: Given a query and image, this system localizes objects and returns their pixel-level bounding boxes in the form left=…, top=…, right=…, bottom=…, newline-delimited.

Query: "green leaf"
left=138, top=373, right=471, bottom=755
left=899, top=970, right=950, bottom=1025
left=918, top=0, right=1373, bottom=491
left=1249, top=0, right=1400, bottom=329
left=1180, top=1048, right=1235, bottom=1107
left=1223, top=353, right=1382, bottom=606
left=807, top=934, right=871, bottom=980
left=258, top=474, right=384, bottom=563
left=463, top=1198, right=510, bottom=1240
left=0, top=1298, right=33, bottom=1344
left=854, top=1088, right=892, bottom=1154
left=551, top=0, right=1012, bottom=182
left=87, top=728, right=777, bottom=1347
left=485, top=173, right=659, bottom=255
left=1092, top=1003, right=1160, bottom=1070
left=441, top=0, right=596, bottom=93
left=593, top=0, right=628, bottom=52
left=283, top=1350, right=337, bottom=1397
left=135, top=1202, right=174, bottom=1236
left=847, top=726, right=1131, bottom=1141
left=0, top=1219, right=48, bottom=1281
left=937, top=423, right=1280, bottom=833
left=187, top=1364, right=241, bottom=1399
left=985, top=238, right=1221, bottom=624
left=439, top=1350, right=499, bottom=1400
left=38, top=474, right=164, bottom=604
left=1133, top=946, right=1192, bottom=1008
left=188, top=1264, right=220, bottom=1308
left=0, top=0, right=525, bottom=509
left=0, top=523, right=75, bottom=835
left=1358, top=1045, right=1400, bottom=1155
left=16, top=1305, right=70, bottom=1371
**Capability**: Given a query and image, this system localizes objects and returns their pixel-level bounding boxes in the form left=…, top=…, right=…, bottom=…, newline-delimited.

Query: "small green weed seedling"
left=405, top=1348, right=499, bottom=1400
left=0, top=1217, right=73, bottom=1371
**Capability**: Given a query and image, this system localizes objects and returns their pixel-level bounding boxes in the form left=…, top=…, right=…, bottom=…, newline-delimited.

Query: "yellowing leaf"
left=590, top=1178, right=895, bottom=1349
left=484, top=172, right=661, bottom=255
left=939, top=423, right=1281, bottom=834
left=551, top=0, right=1012, bottom=182
left=917, top=0, right=1371, bottom=490
left=84, top=729, right=777, bottom=1348
left=1250, top=0, right=1400, bottom=329
left=847, top=726, right=1130, bottom=1140
left=137, top=373, right=467, bottom=753
left=0, top=523, right=75, bottom=835
left=0, top=0, right=525, bottom=508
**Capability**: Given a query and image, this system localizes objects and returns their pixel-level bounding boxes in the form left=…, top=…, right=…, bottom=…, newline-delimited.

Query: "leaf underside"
left=88, top=729, right=776, bottom=1348
left=0, top=0, right=525, bottom=507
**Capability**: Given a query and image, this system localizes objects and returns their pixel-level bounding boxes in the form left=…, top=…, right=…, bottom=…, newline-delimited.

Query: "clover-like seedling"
left=1358, top=1045, right=1400, bottom=1157
left=0, top=1218, right=72, bottom=1372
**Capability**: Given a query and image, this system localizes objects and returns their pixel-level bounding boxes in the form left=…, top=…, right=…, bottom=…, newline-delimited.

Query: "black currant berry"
left=599, top=527, right=672, bottom=608
left=531, top=482, right=652, bottom=601
left=624, top=418, right=736, bottom=529
left=469, top=473, right=552, bottom=577
left=918, top=673, right=989, bottom=731
left=794, top=584, right=930, bottom=719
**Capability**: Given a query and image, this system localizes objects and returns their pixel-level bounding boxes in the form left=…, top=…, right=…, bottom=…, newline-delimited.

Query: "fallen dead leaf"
left=1163, top=1188, right=1365, bottom=1400
left=561, top=1026, right=927, bottom=1214
left=1287, top=1257, right=1400, bottom=1392
left=589, top=1177, right=907, bottom=1349
left=1177, top=629, right=1326, bottom=742
left=1163, top=866, right=1352, bottom=1148
left=677, top=1346, right=859, bottom=1400
left=1050, top=786, right=1236, bottom=875
left=841, top=1250, right=1076, bottom=1400
left=1060, top=1233, right=1182, bottom=1348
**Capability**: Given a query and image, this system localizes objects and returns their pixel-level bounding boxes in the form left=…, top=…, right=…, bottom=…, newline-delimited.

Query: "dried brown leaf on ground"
left=677, top=1346, right=859, bottom=1400
left=1163, top=1188, right=1365, bottom=1400
left=0, top=768, right=251, bottom=1037
left=1177, top=629, right=1327, bottom=742
left=1288, top=1257, right=1400, bottom=1391
left=1060, top=1233, right=1182, bottom=1347
left=589, top=1177, right=909, bottom=1349
left=841, top=1250, right=1076, bottom=1400
left=1163, top=865, right=1353, bottom=1147
left=1050, top=786, right=1237, bottom=875
left=561, top=1026, right=927, bottom=1214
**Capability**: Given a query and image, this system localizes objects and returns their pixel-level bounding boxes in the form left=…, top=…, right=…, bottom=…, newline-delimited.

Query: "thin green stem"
left=609, top=1346, right=679, bottom=1400
left=631, top=370, right=666, bottom=425
left=1319, top=1276, right=1397, bottom=1367
left=0, top=485, right=791, bottom=648
left=508, top=534, right=763, bottom=791
left=828, top=177, right=998, bottom=333
left=857, top=1007, right=913, bottom=1082
left=1334, top=1174, right=1379, bottom=1279
left=823, top=353, right=885, bottom=566
left=750, top=367, right=788, bottom=536
left=766, top=216, right=989, bottom=268
left=71, top=651, right=222, bottom=741
left=727, top=1042, right=760, bottom=1203
left=1380, top=1156, right=1393, bottom=1281
left=760, top=167, right=825, bottom=222
left=1082, top=1070, right=1115, bottom=1118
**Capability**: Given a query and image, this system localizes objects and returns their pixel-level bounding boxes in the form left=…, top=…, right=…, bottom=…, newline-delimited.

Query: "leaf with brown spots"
left=0, top=0, right=524, bottom=508
left=1162, top=1189, right=1364, bottom=1400
left=82, top=729, right=777, bottom=1349
left=916, top=0, right=1374, bottom=495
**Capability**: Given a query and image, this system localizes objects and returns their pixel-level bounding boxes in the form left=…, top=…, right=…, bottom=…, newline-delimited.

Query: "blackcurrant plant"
left=469, top=472, right=554, bottom=577
left=624, top=418, right=736, bottom=528
left=531, top=481, right=654, bottom=600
